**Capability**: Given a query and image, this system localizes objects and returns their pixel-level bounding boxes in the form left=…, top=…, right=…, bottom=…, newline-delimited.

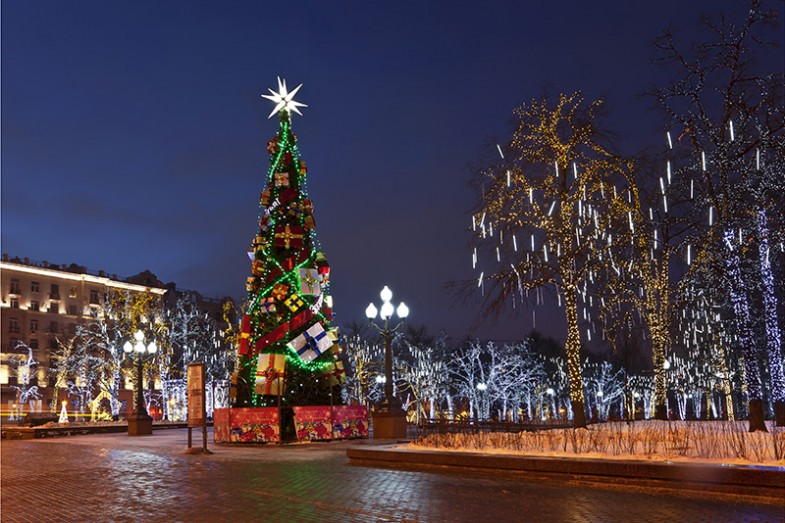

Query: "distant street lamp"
left=476, top=383, right=487, bottom=420
left=123, top=330, right=157, bottom=436
left=366, top=285, right=409, bottom=439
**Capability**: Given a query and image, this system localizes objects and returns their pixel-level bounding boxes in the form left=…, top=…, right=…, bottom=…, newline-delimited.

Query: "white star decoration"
left=261, top=77, right=308, bottom=119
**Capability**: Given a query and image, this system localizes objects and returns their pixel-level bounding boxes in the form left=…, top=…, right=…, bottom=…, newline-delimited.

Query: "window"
left=48, top=302, right=59, bottom=313
left=69, top=287, right=77, bottom=298
left=89, top=289, right=100, bottom=305
left=50, top=284, right=60, bottom=300
left=30, top=339, right=39, bottom=350
left=30, top=319, right=38, bottom=332
left=10, top=298, right=19, bottom=309
left=49, top=321, right=58, bottom=334
left=49, top=338, right=58, bottom=350
left=9, top=318, right=20, bottom=333
left=68, top=304, right=77, bottom=315
left=30, top=300, right=40, bottom=311
left=31, top=281, right=40, bottom=293
left=10, top=279, right=21, bottom=294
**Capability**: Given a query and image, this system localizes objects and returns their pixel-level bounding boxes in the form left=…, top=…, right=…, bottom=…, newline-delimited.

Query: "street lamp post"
left=366, top=285, right=409, bottom=439
left=123, top=330, right=158, bottom=436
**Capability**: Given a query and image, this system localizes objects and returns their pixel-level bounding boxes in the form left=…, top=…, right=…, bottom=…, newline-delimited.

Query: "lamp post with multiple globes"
left=123, top=330, right=157, bottom=436
left=365, top=285, right=409, bottom=439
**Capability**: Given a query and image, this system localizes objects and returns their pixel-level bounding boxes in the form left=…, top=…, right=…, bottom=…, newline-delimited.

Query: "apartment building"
left=0, top=255, right=167, bottom=417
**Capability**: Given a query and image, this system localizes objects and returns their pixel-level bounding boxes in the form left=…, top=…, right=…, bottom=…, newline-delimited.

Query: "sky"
left=2, top=0, right=783, bottom=345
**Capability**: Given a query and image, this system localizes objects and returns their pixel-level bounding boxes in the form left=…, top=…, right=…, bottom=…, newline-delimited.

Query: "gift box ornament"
left=315, top=252, right=330, bottom=278
left=288, top=323, right=333, bottom=363
left=271, top=283, right=290, bottom=301
left=251, top=259, right=265, bottom=276
left=324, top=360, right=346, bottom=386
left=254, top=353, right=286, bottom=396
left=267, top=138, right=280, bottom=155
left=303, top=215, right=316, bottom=230
left=274, top=172, right=289, bottom=187
left=259, top=211, right=272, bottom=232
left=299, top=160, right=307, bottom=175
left=279, top=188, right=296, bottom=204
left=299, top=268, right=322, bottom=295
left=301, top=199, right=314, bottom=214
left=322, top=306, right=334, bottom=322
left=260, top=297, right=276, bottom=313
left=327, top=327, right=340, bottom=342
left=274, top=225, right=304, bottom=250
left=246, top=276, right=259, bottom=292
left=238, top=314, right=252, bottom=355
left=287, top=201, right=303, bottom=219
left=284, top=293, right=305, bottom=312
left=252, top=235, right=267, bottom=248
left=260, top=189, right=272, bottom=207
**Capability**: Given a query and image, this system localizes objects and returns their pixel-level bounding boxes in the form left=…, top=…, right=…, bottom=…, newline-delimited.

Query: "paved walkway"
left=1, top=428, right=783, bottom=523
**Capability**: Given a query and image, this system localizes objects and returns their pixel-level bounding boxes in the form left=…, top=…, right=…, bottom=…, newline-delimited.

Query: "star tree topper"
left=262, top=77, right=308, bottom=118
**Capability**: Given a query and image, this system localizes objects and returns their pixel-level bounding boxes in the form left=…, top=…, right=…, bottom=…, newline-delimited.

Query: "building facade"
left=0, top=255, right=167, bottom=419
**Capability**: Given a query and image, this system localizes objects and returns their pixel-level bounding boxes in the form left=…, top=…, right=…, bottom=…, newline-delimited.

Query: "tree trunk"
left=563, top=286, right=586, bottom=429
left=571, top=399, right=586, bottom=428
left=774, top=401, right=785, bottom=427
left=747, top=399, right=768, bottom=432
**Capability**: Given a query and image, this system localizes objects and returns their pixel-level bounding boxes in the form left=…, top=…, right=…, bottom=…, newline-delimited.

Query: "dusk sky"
left=3, top=1, right=782, bottom=344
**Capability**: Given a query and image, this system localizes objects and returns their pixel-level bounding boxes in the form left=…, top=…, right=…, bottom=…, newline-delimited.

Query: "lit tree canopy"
left=468, top=92, right=637, bottom=427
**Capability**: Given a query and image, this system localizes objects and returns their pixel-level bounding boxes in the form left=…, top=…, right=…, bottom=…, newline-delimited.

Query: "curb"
left=1, top=422, right=197, bottom=440
left=346, top=445, right=785, bottom=500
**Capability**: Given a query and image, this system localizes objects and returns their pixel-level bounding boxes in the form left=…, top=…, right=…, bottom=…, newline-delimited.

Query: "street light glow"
left=365, top=303, right=378, bottom=319
left=380, top=302, right=394, bottom=320
left=396, top=302, right=409, bottom=319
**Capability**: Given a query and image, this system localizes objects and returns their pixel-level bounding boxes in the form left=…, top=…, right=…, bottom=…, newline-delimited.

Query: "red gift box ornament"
left=274, top=225, right=304, bottom=250
left=259, top=211, right=271, bottom=232
left=260, top=189, right=271, bottom=207
left=271, top=283, right=289, bottom=301
left=238, top=314, right=252, bottom=355
left=274, top=172, right=289, bottom=187
left=279, top=188, right=296, bottom=204
left=266, top=138, right=280, bottom=155
left=251, top=259, right=265, bottom=276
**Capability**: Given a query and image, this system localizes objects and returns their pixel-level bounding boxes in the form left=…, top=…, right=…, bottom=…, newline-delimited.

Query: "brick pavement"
left=1, top=429, right=783, bottom=523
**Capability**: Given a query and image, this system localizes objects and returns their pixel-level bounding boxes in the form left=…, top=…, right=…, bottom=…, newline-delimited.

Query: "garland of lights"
left=757, top=210, right=785, bottom=405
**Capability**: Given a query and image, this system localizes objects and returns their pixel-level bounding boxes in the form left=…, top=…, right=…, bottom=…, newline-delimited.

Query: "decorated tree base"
left=214, top=406, right=367, bottom=444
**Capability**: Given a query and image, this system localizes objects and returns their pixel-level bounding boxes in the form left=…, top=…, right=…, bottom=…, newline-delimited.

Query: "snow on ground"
left=409, top=420, right=785, bottom=467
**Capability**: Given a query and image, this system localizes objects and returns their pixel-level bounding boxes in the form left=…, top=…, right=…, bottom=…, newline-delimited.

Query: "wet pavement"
left=1, top=428, right=783, bottom=523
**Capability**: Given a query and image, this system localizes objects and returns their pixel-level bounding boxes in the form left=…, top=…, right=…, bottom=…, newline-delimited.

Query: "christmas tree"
left=231, top=78, right=344, bottom=409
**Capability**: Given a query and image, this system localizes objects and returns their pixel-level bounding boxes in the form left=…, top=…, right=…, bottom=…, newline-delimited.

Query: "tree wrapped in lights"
left=652, top=0, right=785, bottom=430
left=468, top=93, right=637, bottom=428
left=232, top=79, right=341, bottom=409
